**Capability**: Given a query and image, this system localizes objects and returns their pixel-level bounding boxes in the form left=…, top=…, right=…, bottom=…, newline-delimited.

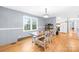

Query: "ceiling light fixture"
left=43, top=8, right=49, bottom=18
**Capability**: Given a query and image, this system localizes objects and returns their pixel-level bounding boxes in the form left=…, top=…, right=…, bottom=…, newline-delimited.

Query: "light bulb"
left=43, top=14, right=49, bottom=18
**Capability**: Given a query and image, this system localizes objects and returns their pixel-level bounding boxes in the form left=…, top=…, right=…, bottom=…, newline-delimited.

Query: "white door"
left=68, top=19, right=74, bottom=32
left=60, top=22, right=67, bottom=33
left=74, top=18, right=79, bottom=34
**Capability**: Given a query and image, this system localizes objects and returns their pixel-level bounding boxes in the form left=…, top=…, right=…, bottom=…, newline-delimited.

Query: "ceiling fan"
left=43, top=8, right=49, bottom=18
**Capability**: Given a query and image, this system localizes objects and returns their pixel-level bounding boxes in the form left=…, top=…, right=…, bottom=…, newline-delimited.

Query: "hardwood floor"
left=46, top=30, right=79, bottom=52
left=0, top=37, right=44, bottom=52
left=0, top=30, right=79, bottom=52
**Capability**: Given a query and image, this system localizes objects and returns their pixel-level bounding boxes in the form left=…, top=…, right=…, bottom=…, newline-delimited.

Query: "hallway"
left=0, top=31, right=79, bottom=52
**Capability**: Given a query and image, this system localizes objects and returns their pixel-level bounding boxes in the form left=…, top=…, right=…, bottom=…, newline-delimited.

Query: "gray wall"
left=44, top=17, right=56, bottom=27
left=0, top=6, right=56, bottom=45
left=44, top=17, right=56, bottom=34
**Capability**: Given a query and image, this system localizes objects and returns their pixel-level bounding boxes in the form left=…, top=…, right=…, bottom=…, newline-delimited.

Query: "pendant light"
left=43, top=8, right=49, bottom=18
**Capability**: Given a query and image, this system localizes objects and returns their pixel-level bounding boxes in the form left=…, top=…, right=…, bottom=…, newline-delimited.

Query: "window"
left=23, top=16, right=38, bottom=31
left=32, top=18, right=37, bottom=30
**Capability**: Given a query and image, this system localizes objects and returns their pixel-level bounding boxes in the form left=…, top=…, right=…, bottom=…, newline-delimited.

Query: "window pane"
left=32, top=19, right=37, bottom=29
left=32, top=24, right=36, bottom=29
left=24, top=24, right=30, bottom=30
left=23, top=16, right=31, bottom=31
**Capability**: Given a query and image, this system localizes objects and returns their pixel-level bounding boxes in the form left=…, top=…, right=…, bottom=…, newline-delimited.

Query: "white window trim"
left=23, top=16, right=38, bottom=32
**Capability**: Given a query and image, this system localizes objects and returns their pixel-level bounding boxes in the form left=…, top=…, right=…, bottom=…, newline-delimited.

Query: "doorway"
left=68, top=18, right=79, bottom=34
left=56, top=17, right=67, bottom=33
left=56, top=17, right=79, bottom=34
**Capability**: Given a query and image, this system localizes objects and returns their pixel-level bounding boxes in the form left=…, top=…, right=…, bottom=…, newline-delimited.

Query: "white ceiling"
left=3, top=6, right=79, bottom=18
